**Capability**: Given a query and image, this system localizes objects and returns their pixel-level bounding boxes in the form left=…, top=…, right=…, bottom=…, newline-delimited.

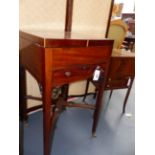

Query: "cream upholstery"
left=108, top=19, right=128, bottom=49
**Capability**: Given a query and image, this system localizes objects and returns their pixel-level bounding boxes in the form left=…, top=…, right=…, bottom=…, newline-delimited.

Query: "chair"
left=107, top=19, right=128, bottom=49
left=123, top=36, right=135, bottom=52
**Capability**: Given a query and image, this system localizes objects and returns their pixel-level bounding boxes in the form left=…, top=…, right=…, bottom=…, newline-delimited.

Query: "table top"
left=20, top=29, right=134, bottom=58
left=112, top=49, right=135, bottom=58
left=20, top=29, right=108, bottom=39
left=20, top=29, right=113, bottom=48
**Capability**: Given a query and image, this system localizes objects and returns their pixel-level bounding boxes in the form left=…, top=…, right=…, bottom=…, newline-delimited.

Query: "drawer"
left=52, top=64, right=106, bottom=86
left=106, top=78, right=129, bottom=89
left=108, top=57, right=135, bottom=78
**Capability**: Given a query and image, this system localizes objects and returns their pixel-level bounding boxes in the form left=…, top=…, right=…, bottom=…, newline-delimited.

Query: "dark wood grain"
left=45, top=39, right=87, bottom=48
left=20, top=31, right=44, bottom=47
left=52, top=63, right=106, bottom=87
left=19, top=30, right=113, bottom=155
left=19, top=30, right=113, bottom=48
left=20, top=43, right=44, bottom=83
left=42, top=48, right=53, bottom=155
left=107, top=57, right=135, bottom=80
left=51, top=47, right=111, bottom=70
left=83, top=50, right=135, bottom=114
left=19, top=66, right=27, bottom=121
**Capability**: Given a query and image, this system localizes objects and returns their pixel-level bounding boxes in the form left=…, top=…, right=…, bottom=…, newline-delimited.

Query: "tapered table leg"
left=19, top=66, right=28, bottom=121
left=42, top=85, right=63, bottom=155
left=122, top=78, right=134, bottom=114
left=42, top=49, right=56, bottom=155
left=92, top=84, right=105, bottom=137
left=109, top=90, right=113, bottom=101
left=42, top=80, right=54, bottom=155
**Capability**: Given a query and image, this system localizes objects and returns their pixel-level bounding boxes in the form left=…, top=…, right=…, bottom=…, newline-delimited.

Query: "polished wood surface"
left=20, top=29, right=113, bottom=42
left=108, top=49, right=135, bottom=89
left=107, top=49, right=135, bottom=113
left=112, top=48, right=135, bottom=57
left=83, top=49, right=135, bottom=113
left=20, top=29, right=113, bottom=155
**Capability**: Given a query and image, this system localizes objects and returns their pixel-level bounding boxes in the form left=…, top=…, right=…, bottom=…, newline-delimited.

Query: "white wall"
left=19, top=0, right=66, bottom=30
left=115, top=0, right=135, bottom=13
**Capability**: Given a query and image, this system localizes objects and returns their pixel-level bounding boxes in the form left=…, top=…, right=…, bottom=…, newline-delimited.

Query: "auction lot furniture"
left=19, top=29, right=113, bottom=155
left=83, top=49, right=135, bottom=113
left=108, top=49, right=135, bottom=113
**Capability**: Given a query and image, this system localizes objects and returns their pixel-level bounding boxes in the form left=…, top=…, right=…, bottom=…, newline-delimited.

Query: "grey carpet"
left=24, top=82, right=135, bottom=155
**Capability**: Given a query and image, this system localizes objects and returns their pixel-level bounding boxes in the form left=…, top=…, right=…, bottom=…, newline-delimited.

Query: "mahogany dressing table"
left=19, top=29, right=113, bottom=155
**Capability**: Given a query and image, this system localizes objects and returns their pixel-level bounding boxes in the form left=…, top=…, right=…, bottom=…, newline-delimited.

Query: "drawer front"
left=106, top=78, right=129, bottom=89
left=53, top=63, right=106, bottom=86
left=108, top=57, right=135, bottom=78
left=51, top=46, right=111, bottom=70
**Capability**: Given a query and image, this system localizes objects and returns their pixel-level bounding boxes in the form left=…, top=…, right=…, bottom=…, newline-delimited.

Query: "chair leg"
left=83, top=79, right=90, bottom=102
left=122, top=79, right=134, bottom=114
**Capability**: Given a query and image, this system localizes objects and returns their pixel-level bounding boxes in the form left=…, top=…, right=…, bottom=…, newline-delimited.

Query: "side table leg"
left=122, top=78, right=134, bottom=114
left=92, top=85, right=105, bottom=137
left=19, top=66, right=28, bottom=121
left=109, top=90, right=113, bottom=101
left=83, top=79, right=90, bottom=102
left=42, top=83, right=53, bottom=155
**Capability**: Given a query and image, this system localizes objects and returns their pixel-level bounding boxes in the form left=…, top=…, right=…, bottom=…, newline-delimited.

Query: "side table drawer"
left=106, top=78, right=129, bottom=89
left=53, top=64, right=106, bottom=86
left=108, top=57, right=135, bottom=78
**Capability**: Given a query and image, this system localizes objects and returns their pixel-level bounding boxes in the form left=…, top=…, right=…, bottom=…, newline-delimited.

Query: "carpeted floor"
left=24, top=82, right=135, bottom=155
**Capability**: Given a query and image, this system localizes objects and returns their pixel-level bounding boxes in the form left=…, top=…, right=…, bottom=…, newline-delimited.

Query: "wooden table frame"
left=19, top=30, right=113, bottom=155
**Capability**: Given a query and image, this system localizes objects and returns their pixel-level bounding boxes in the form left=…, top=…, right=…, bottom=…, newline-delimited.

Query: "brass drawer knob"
left=82, top=65, right=89, bottom=70
left=65, top=71, right=72, bottom=77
